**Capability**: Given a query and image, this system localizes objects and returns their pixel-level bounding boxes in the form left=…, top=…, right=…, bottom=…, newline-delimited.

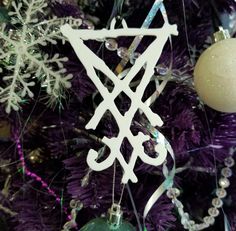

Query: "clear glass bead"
left=70, top=199, right=83, bottom=210
left=105, top=39, right=118, bottom=51
left=194, top=223, right=209, bottom=230
left=219, top=177, right=230, bottom=188
left=216, top=188, right=227, bottom=198
left=184, top=212, right=190, bottom=219
left=183, top=224, right=190, bottom=229
left=189, top=220, right=195, bottom=225
left=224, top=156, right=235, bottom=167
left=181, top=213, right=190, bottom=225
left=212, top=198, right=223, bottom=208
left=221, top=167, right=232, bottom=178
left=130, top=52, right=141, bottom=65
left=63, top=222, right=72, bottom=231
left=117, top=47, right=129, bottom=59
left=81, top=173, right=90, bottom=187
left=181, top=218, right=188, bottom=226
left=203, top=216, right=215, bottom=225
left=167, top=187, right=180, bottom=199
left=200, top=223, right=209, bottom=229
left=193, top=224, right=200, bottom=230
left=178, top=207, right=184, bottom=216
left=174, top=199, right=184, bottom=209
left=155, top=64, right=168, bottom=76
left=208, top=207, right=219, bottom=217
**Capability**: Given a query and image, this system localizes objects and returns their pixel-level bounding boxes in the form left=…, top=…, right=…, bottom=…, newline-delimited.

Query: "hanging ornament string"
left=107, top=0, right=125, bottom=27
left=110, top=0, right=170, bottom=210
left=126, top=183, right=143, bottom=231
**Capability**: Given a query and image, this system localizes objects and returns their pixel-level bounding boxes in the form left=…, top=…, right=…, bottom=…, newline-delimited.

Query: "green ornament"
left=80, top=203, right=136, bottom=231
left=80, top=217, right=136, bottom=231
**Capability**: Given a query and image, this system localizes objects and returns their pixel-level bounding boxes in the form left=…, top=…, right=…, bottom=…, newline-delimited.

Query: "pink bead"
left=36, top=176, right=42, bottom=181
left=15, top=134, right=69, bottom=216
left=42, top=182, right=47, bottom=187
left=49, top=190, right=54, bottom=195
left=31, top=173, right=36, bottom=178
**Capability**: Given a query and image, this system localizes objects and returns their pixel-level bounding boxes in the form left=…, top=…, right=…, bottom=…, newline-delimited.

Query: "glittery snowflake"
left=0, top=0, right=83, bottom=113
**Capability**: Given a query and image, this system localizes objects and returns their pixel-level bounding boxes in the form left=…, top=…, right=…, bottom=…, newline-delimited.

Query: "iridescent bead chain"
left=166, top=149, right=235, bottom=231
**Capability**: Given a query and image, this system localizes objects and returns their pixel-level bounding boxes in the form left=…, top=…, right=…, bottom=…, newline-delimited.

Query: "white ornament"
left=61, top=19, right=178, bottom=183
left=0, top=0, right=82, bottom=113
left=194, top=38, right=236, bottom=113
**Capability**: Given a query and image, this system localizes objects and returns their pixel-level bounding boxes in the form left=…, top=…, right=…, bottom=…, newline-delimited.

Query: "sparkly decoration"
left=216, top=188, right=227, bottom=198
left=208, top=207, right=219, bottom=217
left=0, top=0, right=83, bottom=113
left=221, top=167, right=232, bottom=178
left=129, top=52, right=141, bottom=65
left=194, top=27, right=236, bottom=112
left=62, top=199, right=83, bottom=231
left=203, top=216, right=215, bottom=225
left=80, top=218, right=135, bottom=231
left=114, top=0, right=166, bottom=74
left=61, top=18, right=178, bottom=183
left=117, top=47, right=129, bottom=59
left=167, top=151, right=235, bottom=230
left=80, top=204, right=135, bottom=231
left=155, top=64, right=168, bottom=76
left=166, top=187, right=180, bottom=199
left=105, top=38, right=118, bottom=51
left=211, top=198, right=223, bottom=208
left=28, top=148, right=44, bottom=164
left=219, top=177, right=230, bottom=188
left=14, top=131, right=69, bottom=218
left=224, top=156, right=235, bottom=167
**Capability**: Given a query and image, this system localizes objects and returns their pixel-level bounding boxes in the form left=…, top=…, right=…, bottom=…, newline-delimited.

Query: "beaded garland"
left=166, top=149, right=235, bottom=231
left=104, top=38, right=169, bottom=76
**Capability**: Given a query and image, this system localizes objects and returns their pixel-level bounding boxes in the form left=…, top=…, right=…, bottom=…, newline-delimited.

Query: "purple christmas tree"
left=0, top=0, right=236, bottom=230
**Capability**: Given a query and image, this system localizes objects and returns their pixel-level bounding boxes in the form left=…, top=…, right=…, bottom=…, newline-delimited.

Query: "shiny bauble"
left=80, top=218, right=135, bottom=231
left=194, top=38, right=236, bottom=112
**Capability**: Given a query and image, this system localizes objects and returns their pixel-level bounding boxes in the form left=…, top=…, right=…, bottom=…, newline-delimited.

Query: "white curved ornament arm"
left=87, top=131, right=168, bottom=184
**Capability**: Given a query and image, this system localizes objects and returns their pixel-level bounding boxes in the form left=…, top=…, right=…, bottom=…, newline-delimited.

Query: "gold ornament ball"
left=194, top=38, right=236, bottom=113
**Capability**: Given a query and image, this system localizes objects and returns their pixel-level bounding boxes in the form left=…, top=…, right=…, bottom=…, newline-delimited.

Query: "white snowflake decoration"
left=0, top=0, right=83, bottom=113
left=61, top=19, right=178, bottom=183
